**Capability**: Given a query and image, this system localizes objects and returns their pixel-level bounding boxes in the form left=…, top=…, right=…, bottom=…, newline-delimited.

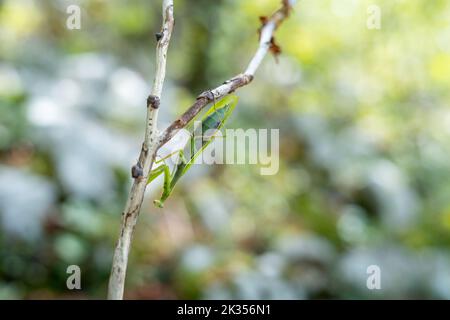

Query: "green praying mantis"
left=148, top=94, right=238, bottom=208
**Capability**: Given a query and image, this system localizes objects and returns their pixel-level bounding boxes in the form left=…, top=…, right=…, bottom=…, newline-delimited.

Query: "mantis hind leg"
left=153, top=164, right=172, bottom=208
left=154, top=150, right=188, bottom=208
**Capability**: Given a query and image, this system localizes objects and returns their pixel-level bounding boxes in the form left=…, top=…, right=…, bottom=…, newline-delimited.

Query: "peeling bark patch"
left=124, top=211, right=134, bottom=226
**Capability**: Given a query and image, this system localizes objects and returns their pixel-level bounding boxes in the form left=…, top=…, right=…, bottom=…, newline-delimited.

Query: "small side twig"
left=159, top=0, right=294, bottom=146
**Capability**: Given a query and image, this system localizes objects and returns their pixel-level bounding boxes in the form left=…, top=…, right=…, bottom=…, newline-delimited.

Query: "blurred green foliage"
left=0, top=0, right=450, bottom=299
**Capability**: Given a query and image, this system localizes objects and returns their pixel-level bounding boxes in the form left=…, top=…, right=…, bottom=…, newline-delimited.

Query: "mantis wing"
left=182, top=94, right=238, bottom=174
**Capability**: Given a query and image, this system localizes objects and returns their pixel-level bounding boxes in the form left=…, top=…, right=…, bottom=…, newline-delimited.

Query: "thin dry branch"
left=107, top=0, right=174, bottom=300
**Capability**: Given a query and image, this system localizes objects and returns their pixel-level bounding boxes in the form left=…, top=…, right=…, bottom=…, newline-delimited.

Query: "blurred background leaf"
left=0, top=0, right=450, bottom=299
